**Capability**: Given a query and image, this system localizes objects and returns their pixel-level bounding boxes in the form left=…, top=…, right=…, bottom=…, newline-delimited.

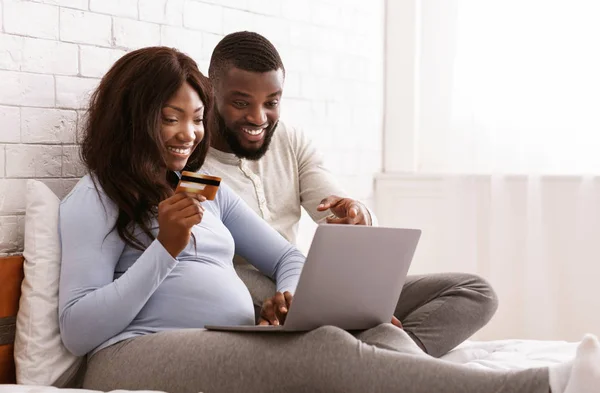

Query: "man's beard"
left=216, top=110, right=277, bottom=161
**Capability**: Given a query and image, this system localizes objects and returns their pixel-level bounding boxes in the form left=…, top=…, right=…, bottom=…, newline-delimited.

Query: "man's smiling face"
left=213, top=67, right=284, bottom=160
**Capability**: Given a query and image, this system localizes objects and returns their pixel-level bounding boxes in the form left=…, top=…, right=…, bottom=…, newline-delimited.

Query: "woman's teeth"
left=167, top=146, right=191, bottom=154
left=243, top=128, right=264, bottom=136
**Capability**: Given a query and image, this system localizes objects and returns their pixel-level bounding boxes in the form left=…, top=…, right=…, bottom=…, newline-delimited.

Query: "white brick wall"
left=4, top=0, right=59, bottom=39
left=0, top=216, right=25, bottom=255
left=30, top=0, right=88, bottom=10
left=183, top=1, right=222, bottom=34
left=61, top=145, right=85, bottom=177
left=22, top=38, right=79, bottom=75
left=0, top=106, right=21, bottom=143
left=281, top=0, right=310, bottom=22
left=114, top=17, right=161, bottom=49
left=161, top=25, right=204, bottom=62
left=0, top=146, right=5, bottom=177
left=0, top=35, right=23, bottom=71
left=56, top=76, right=99, bottom=109
left=202, top=32, right=222, bottom=59
left=0, top=71, right=55, bottom=107
left=90, top=0, right=138, bottom=19
left=80, top=46, right=127, bottom=78
left=21, top=108, right=77, bottom=143
left=0, top=0, right=384, bottom=255
left=139, top=0, right=184, bottom=25
left=60, top=9, right=112, bottom=46
left=252, top=0, right=281, bottom=17
left=6, top=144, right=63, bottom=177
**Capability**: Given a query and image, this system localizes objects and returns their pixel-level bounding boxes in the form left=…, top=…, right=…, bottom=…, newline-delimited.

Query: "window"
left=385, top=0, right=600, bottom=174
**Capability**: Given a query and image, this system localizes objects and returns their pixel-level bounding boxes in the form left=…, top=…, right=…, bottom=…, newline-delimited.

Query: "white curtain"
left=379, top=0, right=600, bottom=340
left=376, top=175, right=600, bottom=340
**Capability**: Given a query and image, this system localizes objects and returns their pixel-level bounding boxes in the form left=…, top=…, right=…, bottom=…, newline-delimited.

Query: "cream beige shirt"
left=202, top=121, right=353, bottom=245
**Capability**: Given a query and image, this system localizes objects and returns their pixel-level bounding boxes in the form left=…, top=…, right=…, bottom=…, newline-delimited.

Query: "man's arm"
left=290, top=125, right=377, bottom=225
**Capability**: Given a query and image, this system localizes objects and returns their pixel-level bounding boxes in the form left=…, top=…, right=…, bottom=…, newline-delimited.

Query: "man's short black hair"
left=208, top=31, right=285, bottom=85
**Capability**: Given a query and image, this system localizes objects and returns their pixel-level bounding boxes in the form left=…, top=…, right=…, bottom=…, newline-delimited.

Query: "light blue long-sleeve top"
left=58, top=174, right=305, bottom=357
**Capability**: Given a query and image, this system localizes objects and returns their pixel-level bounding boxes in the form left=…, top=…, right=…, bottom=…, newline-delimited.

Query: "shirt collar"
left=207, top=146, right=242, bottom=165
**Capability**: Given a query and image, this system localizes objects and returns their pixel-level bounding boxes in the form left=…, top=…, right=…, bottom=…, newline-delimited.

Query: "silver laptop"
left=205, top=224, right=421, bottom=333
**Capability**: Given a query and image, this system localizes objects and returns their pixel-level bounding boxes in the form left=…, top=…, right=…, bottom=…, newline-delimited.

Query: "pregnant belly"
left=133, top=262, right=256, bottom=329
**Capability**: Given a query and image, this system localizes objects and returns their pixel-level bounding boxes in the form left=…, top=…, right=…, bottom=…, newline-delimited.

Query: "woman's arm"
left=58, top=181, right=178, bottom=356
left=216, top=183, right=305, bottom=294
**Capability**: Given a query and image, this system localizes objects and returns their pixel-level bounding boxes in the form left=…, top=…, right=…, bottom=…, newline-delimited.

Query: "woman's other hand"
left=258, top=291, right=293, bottom=326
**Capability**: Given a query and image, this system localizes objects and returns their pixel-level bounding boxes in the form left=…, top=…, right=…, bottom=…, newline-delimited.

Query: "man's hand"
left=317, top=195, right=371, bottom=226
left=258, top=291, right=293, bottom=326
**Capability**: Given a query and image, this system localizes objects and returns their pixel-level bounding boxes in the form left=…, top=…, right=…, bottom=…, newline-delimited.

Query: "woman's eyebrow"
left=163, top=105, right=204, bottom=113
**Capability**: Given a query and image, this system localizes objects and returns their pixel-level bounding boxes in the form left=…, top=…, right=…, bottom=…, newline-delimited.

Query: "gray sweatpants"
left=83, top=324, right=548, bottom=393
left=235, top=263, right=499, bottom=357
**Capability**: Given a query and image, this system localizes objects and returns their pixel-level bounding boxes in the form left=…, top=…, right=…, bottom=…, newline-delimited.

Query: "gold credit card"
left=175, top=171, right=221, bottom=200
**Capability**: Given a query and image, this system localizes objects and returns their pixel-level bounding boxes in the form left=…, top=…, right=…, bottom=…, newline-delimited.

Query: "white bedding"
left=441, top=339, right=578, bottom=369
left=0, top=339, right=578, bottom=393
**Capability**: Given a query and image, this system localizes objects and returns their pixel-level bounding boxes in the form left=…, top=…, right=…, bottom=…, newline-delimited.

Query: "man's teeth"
left=167, top=147, right=190, bottom=154
left=243, top=128, right=264, bottom=136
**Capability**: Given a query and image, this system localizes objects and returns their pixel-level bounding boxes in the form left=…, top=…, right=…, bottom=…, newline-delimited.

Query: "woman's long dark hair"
left=80, top=47, right=213, bottom=250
